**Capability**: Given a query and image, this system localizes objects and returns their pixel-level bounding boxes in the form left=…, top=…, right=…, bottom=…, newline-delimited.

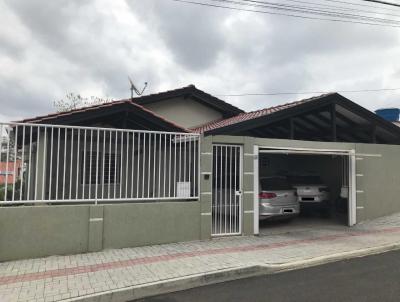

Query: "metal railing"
left=0, top=122, right=200, bottom=204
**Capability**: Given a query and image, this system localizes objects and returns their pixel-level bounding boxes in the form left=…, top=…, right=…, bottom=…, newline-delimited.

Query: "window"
left=82, top=152, right=120, bottom=185
left=82, top=152, right=100, bottom=185
left=103, top=153, right=120, bottom=184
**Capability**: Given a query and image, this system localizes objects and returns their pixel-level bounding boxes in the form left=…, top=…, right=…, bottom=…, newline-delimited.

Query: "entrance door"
left=212, top=145, right=242, bottom=236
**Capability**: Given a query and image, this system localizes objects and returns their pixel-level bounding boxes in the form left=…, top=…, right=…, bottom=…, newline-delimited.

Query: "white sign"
left=177, top=182, right=191, bottom=198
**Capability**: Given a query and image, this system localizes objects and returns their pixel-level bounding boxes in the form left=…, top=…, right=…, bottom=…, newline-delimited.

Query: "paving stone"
left=2, top=213, right=400, bottom=301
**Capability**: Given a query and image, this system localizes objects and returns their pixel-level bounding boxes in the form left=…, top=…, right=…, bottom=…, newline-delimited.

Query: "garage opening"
left=254, top=148, right=356, bottom=235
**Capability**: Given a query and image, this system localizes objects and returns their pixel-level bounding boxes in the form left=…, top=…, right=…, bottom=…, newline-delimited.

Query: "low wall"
left=0, top=205, right=90, bottom=261
left=0, top=201, right=201, bottom=262
left=355, top=143, right=400, bottom=222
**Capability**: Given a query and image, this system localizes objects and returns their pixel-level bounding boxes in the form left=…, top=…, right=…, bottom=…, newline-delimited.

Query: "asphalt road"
left=137, top=250, right=400, bottom=302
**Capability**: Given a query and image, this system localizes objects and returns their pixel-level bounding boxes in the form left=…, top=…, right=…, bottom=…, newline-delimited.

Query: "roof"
left=192, top=92, right=400, bottom=145
left=132, top=84, right=244, bottom=118
left=17, top=99, right=189, bottom=132
left=191, top=94, right=333, bottom=134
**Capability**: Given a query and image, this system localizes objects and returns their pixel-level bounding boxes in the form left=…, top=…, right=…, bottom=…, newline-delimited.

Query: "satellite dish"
left=128, top=77, right=148, bottom=98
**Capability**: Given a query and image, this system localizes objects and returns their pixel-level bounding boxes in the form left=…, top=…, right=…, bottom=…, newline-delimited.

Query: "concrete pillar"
left=88, top=205, right=104, bottom=252
left=199, top=135, right=213, bottom=240
left=242, top=137, right=256, bottom=235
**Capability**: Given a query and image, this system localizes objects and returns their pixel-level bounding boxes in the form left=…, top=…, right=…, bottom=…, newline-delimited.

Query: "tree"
left=0, top=132, right=15, bottom=161
left=54, top=92, right=114, bottom=112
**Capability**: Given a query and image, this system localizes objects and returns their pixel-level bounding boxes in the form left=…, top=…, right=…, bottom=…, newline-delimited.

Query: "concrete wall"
left=354, top=143, right=400, bottom=221
left=0, top=205, right=90, bottom=261
left=2, top=134, right=400, bottom=262
left=103, top=202, right=200, bottom=248
left=206, top=135, right=400, bottom=229
left=0, top=201, right=201, bottom=262
left=144, top=97, right=223, bottom=129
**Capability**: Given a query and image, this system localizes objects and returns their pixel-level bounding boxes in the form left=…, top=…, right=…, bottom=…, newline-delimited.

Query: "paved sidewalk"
left=2, top=214, right=400, bottom=302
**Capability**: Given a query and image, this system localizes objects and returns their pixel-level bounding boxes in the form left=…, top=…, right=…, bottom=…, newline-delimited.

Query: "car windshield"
left=288, top=175, right=323, bottom=185
left=260, top=177, right=292, bottom=190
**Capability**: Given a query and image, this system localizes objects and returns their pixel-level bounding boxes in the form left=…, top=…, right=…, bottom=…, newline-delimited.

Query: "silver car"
left=259, top=176, right=300, bottom=220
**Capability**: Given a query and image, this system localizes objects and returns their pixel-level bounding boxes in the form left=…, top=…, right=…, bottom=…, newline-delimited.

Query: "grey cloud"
left=0, top=0, right=399, bottom=122
left=127, top=1, right=226, bottom=71
left=0, top=78, right=53, bottom=120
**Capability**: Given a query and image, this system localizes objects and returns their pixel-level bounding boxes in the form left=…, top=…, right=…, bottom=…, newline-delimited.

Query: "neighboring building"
left=0, top=160, right=22, bottom=185
left=2, top=85, right=400, bottom=261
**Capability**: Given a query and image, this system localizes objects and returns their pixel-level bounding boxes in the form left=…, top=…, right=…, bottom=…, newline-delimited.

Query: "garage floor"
left=259, top=216, right=348, bottom=236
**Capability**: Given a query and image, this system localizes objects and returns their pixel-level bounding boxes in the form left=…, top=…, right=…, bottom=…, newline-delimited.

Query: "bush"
left=0, top=181, right=22, bottom=201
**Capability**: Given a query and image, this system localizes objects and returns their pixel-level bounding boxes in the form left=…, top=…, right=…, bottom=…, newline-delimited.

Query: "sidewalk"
left=2, top=214, right=400, bottom=302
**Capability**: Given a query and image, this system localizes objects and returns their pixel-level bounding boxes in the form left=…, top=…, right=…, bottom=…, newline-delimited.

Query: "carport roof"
left=191, top=94, right=328, bottom=134
left=192, top=93, right=400, bottom=145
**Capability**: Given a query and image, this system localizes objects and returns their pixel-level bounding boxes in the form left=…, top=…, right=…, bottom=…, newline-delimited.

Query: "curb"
left=64, top=242, right=400, bottom=302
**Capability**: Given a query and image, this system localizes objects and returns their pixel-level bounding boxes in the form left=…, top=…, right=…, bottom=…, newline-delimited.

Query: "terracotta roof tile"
left=191, top=93, right=335, bottom=134
left=16, top=99, right=189, bottom=132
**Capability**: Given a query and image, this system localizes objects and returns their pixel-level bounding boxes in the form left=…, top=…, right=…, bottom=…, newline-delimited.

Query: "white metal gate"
left=212, top=144, right=242, bottom=236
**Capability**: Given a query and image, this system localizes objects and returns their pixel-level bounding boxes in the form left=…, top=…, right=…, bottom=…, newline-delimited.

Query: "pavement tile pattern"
left=1, top=213, right=400, bottom=302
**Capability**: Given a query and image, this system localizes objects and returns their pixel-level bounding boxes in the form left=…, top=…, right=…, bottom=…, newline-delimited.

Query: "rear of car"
left=288, top=175, right=331, bottom=216
left=259, top=176, right=299, bottom=220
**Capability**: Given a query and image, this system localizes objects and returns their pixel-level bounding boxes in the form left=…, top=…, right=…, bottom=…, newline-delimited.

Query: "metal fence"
left=0, top=122, right=200, bottom=204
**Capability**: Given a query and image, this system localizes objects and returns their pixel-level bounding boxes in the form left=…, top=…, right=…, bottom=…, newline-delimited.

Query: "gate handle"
left=235, top=190, right=242, bottom=196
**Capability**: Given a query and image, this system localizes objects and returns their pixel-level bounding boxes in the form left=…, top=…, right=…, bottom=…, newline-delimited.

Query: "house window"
left=82, top=152, right=120, bottom=185
left=82, top=152, right=100, bottom=185
left=103, top=153, right=120, bottom=184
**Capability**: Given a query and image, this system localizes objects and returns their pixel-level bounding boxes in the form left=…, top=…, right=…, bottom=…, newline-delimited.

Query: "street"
left=138, top=250, right=400, bottom=302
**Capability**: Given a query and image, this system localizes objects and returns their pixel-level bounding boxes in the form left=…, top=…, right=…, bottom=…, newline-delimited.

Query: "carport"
left=253, top=146, right=356, bottom=235
left=200, top=93, right=400, bottom=237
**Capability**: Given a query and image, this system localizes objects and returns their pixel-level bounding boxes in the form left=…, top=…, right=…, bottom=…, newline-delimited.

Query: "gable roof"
left=17, top=99, right=189, bottom=132
left=132, top=84, right=244, bottom=118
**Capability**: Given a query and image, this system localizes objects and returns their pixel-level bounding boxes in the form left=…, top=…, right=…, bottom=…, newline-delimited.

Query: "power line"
left=211, top=0, right=400, bottom=25
left=217, top=87, right=400, bottom=97
left=322, top=0, right=400, bottom=10
left=242, top=0, right=400, bottom=17
left=169, top=0, right=400, bottom=27
left=359, top=0, right=400, bottom=7
left=284, top=0, right=393, bottom=12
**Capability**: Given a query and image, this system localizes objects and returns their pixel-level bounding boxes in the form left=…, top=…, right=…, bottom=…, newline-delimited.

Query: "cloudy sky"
left=0, top=0, right=399, bottom=122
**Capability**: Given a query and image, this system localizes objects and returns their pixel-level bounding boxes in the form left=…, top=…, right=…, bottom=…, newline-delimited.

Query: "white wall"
left=144, top=97, right=223, bottom=129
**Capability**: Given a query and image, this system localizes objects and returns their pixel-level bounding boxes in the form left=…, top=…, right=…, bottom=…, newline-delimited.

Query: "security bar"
left=0, top=122, right=200, bottom=204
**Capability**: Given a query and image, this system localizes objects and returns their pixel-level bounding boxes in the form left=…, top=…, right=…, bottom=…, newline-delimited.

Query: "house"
left=0, top=160, right=22, bottom=185
left=1, top=85, right=400, bottom=261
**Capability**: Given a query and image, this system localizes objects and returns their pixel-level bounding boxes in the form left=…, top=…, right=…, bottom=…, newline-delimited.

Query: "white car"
left=287, top=175, right=330, bottom=215
left=259, top=176, right=300, bottom=220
